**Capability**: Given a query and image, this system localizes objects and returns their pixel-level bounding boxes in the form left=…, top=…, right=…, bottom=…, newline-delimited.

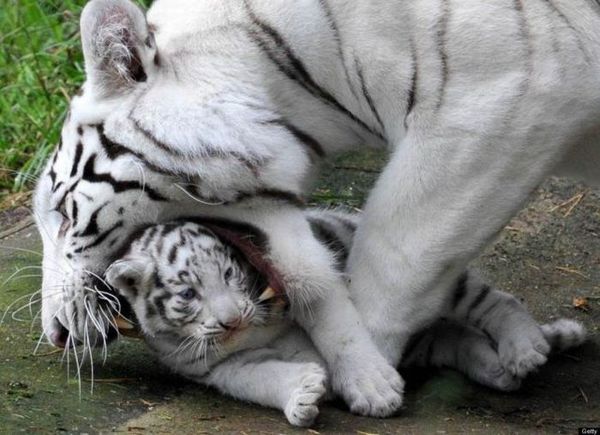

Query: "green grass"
left=0, top=0, right=151, bottom=197
left=0, top=0, right=86, bottom=194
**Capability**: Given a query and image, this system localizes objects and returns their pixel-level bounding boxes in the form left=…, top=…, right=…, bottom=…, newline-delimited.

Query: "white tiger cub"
left=105, top=211, right=585, bottom=426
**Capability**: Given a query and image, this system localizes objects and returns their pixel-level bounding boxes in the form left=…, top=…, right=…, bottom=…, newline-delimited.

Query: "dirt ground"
left=0, top=152, right=598, bottom=434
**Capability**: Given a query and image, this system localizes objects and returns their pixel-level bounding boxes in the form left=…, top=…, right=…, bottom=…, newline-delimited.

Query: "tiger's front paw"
left=285, top=364, right=328, bottom=427
left=332, top=355, right=404, bottom=417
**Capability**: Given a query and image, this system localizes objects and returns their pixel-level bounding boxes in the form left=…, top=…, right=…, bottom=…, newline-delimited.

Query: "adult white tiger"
left=34, top=0, right=599, bottom=414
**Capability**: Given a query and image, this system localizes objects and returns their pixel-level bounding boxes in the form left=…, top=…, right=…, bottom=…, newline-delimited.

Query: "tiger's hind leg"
left=401, top=321, right=521, bottom=392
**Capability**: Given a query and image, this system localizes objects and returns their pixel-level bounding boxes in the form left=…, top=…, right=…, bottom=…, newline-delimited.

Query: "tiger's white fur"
left=34, top=0, right=599, bottom=414
left=105, top=213, right=586, bottom=426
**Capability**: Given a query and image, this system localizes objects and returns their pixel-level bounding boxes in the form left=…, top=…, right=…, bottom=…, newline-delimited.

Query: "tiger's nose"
left=49, top=324, right=70, bottom=348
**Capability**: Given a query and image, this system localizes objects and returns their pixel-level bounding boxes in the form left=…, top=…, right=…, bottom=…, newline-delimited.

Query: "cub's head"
left=105, top=222, right=284, bottom=346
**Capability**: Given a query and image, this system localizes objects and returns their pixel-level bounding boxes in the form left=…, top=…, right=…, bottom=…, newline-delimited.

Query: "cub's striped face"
left=105, top=223, right=279, bottom=346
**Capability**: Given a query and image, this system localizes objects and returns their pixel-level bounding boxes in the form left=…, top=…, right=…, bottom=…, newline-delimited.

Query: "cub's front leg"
left=203, top=348, right=328, bottom=427
left=252, top=209, right=404, bottom=417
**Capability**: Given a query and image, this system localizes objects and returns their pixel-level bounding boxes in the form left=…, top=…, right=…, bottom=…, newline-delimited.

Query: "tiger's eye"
left=224, top=267, right=233, bottom=281
left=179, top=288, right=196, bottom=300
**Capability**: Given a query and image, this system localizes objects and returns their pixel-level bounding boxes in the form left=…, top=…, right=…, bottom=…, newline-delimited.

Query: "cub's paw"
left=541, top=319, right=587, bottom=352
left=499, top=324, right=550, bottom=378
left=332, top=355, right=404, bottom=418
left=285, top=364, right=328, bottom=427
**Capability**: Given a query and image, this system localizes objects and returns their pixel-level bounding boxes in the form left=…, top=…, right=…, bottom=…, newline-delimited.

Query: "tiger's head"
left=104, top=221, right=287, bottom=352
left=35, top=0, right=383, bottom=350
left=33, top=0, right=324, bottom=349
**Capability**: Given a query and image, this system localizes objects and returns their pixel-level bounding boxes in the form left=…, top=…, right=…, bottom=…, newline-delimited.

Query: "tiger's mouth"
left=48, top=286, right=135, bottom=348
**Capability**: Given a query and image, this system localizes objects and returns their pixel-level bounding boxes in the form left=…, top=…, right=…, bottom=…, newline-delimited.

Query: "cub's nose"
left=218, top=317, right=242, bottom=330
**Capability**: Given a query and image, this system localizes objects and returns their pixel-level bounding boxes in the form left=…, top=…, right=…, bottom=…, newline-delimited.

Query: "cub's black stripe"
left=451, top=272, right=468, bottom=309
left=142, top=226, right=159, bottom=250
left=265, top=119, right=325, bottom=158
left=317, top=0, right=359, bottom=101
left=242, top=0, right=383, bottom=141
left=153, top=270, right=165, bottom=288
left=82, top=154, right=168, bottom=201
left=154, top=292, right=179, bottom=328
left=354, top=59, right=385, bottom=135
left=74, top=221, right=123, bottom=253
left=466, top=285, right=491, bottom=316
left=436, top=0, right=449, bottom=110
left=168, top=243, right=178, bottom=264
left=70, top=142, right=83, bottom=177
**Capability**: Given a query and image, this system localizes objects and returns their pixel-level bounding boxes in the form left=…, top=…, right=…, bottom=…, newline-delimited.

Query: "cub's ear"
left=80, top=0, right=156, bottom=96
left=105, top=255, right=152, bottom=298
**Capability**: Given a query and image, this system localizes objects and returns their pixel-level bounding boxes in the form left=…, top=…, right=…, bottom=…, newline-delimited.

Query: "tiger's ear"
left=106, top=255, right=152, bottom=298
left=80, top=0, right=156, bottom=96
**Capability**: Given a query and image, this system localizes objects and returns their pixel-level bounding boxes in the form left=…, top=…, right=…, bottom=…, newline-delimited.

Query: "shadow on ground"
left=0, top=152, right=598, bottom=434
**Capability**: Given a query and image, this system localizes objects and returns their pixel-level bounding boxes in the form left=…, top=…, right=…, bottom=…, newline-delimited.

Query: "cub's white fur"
left=105, top=215, right=586, bottom=426
left=34, top=0, right=599, bottom=413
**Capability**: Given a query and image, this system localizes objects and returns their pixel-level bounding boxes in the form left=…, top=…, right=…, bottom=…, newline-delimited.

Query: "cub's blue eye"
left=178, top=288, right=196, bottom=300
left=224, top=267, right=233, bottom=281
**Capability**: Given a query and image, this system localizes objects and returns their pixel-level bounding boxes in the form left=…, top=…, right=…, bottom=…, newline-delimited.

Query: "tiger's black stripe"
left=543, top=0, right=591, bottom=64
left=71, top=200, right=79, bottom=228
left=514, top=0, right=532, bottom=98
left=232, top=189, right=306, bottom=208
left=129, top=114, right=263, bottom=174
left=242, top=0, right=384, bottom=141
left=82, top=154, right=168, bottom=201
left=98, top=124, right=133, bottom=160
left=52, top=181, right=64, bottom=194
left=308, top=217, right=348, bottom=270
left=436, top=0, right=449, bottom=110
left=317, top=0, right=360, bottom=102
left=74, top=221, right=124, bottom=253
left=405, top=41, right=418, bottom=128
left=451, top=272, right=468, bottom=309
left=70, top=142, right=84, bottom=177
left=74, top=202, right=105, bottom=237
left=265, top=119, right=325, bottom=158
left=354, top=58, right=385, bottom=136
